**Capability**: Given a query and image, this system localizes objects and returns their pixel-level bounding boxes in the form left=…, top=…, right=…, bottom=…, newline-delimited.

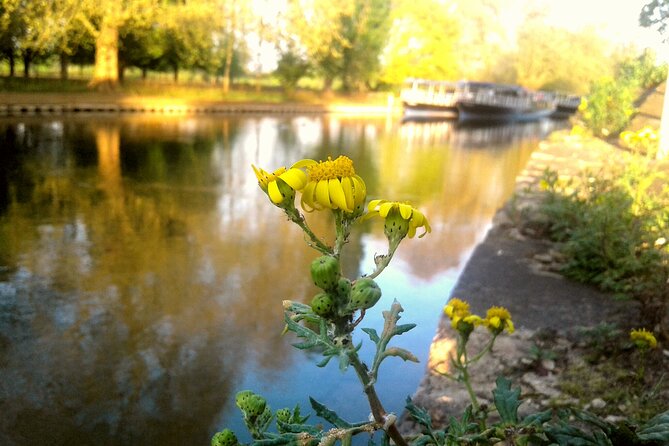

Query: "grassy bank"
left=0, top=76, right=392, bottom=107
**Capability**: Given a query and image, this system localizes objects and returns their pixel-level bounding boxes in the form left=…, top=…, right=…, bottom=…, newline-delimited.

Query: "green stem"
left=333, top=210, right=349, bottom=256
left=348, top=351, right=408, bottom=446
left=467, top=335, right=498, bottom=365
left=367, top=244, right=398, bottom=280
left=286, top=209, right=332, bottom=254
left=459, top=342, right=479, bottom=411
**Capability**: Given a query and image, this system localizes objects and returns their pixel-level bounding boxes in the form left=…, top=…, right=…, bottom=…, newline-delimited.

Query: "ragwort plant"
left=212, top=155, right=669, bottom=446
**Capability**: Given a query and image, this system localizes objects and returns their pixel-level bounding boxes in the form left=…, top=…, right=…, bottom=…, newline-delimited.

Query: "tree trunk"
left=22, top=52, right=31, bottom=78
left=142, top=68, right=148, bottom=80
left=657, top=76, right=668, bottom=160
left=90, top=18, right=119, bottom=90
left=8, top=52, right=15, bottom=77
left=60, top=53, right=69, bottom=80
left=173, top=65, right=179, bottom=83
left=223, top=38, right=233, bottom=93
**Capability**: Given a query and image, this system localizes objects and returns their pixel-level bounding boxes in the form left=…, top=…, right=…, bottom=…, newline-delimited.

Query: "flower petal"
left=315, top=180, right=331, bottom=208
left=292, top=159, right=317, bottom=168
left=280, top=168, right=307, bottom=190
left=379, top=202, right=395, bottom=218
left=301, top=181, right=318, bottom=212
left=398, top=203, right=413, bottom=220
left=368, top=199, right=384, bottom=211
left=328, top=179, right=349, bottom=211
left=268, top=180, right=284, bottom=204
left=340, top=176, right=355, bottom=210
left=352, top=175, right=367, bottom=204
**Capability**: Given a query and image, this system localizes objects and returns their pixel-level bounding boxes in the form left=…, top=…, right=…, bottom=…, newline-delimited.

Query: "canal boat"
left=400, top=79, right=460, bottom=119
left=401, top=79, right=559, bottom=122
left=549, top=93, right=582, bottom=119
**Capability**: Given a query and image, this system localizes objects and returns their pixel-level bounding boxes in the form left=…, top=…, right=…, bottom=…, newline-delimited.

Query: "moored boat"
left=401, top=79, right=572, bottom=122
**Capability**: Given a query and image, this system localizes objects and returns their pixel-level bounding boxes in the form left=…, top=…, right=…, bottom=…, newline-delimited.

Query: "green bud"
left=245, top=394, right=267, bottom=418
left=235, top=390, right=255, bottom=411
left=384, top=210, right=410, bottom=243
left=211, top=429, right=238, bottom=446
left=311, top=292, right=335, bottom=317
left=275, top=408, right=291, bottom=424
left=310, top=255, right=341, bottom=291
left=335, top=277, right=352, bottom=310
left=348, top=278, right=382, bottom=311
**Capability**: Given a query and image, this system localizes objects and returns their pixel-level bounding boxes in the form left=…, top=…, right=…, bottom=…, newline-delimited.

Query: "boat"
left=400, top=79, right=460, bottom=120
left=401, top=79, right=569, bottom=122
left=548, top=93, right=582, bottom=119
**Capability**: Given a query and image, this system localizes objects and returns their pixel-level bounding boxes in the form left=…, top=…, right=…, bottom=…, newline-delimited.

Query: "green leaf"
left=393, top=323, right=416, bottom=336
left=362, top=327, right=380, bottom=344
left=404, top=396, right=433, bottom=431
left=309, top=397, right=354, bottom=428
left=545, top=423, right=613, bottom=446
left=492, top=376, right=521, bottom=425
left=638, top=410, right=669, bottom=442
left=521, top=409, right=553, bottom=427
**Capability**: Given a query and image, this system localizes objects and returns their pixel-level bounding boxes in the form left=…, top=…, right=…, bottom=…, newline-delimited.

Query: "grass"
left=0, top=64, right=393, bottom=107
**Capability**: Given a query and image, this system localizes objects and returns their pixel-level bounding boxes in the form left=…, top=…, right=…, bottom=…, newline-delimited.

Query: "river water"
left=0, top=114, right=563, bottom=445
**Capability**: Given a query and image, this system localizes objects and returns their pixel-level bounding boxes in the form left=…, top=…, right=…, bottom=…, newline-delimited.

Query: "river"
left=0, top=113, right=563, bottom=445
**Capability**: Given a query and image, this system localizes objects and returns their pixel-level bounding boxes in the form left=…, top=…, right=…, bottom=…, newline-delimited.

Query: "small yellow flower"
left=252, top=163, right=307, bottom=205
left=365, top=199, right=431, bottom=239
left=630, top=328, right=657, bottom=349
left=444, top=298, right=475, bottom=330
left=297, top=156, right=366, bottom=213
left=484, top=306, right=514, bottom=334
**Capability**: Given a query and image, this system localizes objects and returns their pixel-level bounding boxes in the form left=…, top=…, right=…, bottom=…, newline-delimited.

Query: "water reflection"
left=0, top=115, right=562, bottom=445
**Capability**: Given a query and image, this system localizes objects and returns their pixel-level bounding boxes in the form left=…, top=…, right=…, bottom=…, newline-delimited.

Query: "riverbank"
left=397, top=131, right=669, bottom=434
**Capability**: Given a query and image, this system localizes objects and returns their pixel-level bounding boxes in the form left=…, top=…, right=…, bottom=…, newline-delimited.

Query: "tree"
left=76, top=0, right=160, bottom=89
left=380, top=0, right=461, bottom=85
left=0, top=0, right=22, bottom=76
left=640, top=0, right=669, bottom=159
left=288, top=0, right=391, bottom=92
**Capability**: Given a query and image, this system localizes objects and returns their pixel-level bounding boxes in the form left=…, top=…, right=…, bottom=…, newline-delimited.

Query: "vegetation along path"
left=398, top=129, right=669, bottom=433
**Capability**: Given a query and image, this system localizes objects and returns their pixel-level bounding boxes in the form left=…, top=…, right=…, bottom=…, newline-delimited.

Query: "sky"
left=540, top=0, right=667, bottom=61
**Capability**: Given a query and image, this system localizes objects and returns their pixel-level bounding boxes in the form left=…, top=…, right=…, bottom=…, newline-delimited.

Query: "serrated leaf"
left=383, top=347, right=419, bottom=363
left=309, top=397, right=354, bottom=428
left=638, top=410, right=669, bottom=442
left=393, top=323, right=416, bottom=336
left=316, top=355, right=333, bottom=368
left=521, top=409, right=553, bottom=427
left=545, top=423, right=609, bottom=446
left=362, top=327, right=380, bottom=344
left=405, top=396, right=433, bottom=430
left=492, top=376, right=521, bottom=425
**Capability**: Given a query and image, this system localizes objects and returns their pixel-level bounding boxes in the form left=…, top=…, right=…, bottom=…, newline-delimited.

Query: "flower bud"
left=311, top=292, right=335, bottom=317
left=211, top=429, right=238, bottom=446
left=310, top=255, right=341, bottom=291
left=347, top=278, right=382, bottom=311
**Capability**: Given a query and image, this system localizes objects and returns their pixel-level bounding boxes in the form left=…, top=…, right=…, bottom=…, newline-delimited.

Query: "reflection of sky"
left=0, top=115, right=562, bottom=445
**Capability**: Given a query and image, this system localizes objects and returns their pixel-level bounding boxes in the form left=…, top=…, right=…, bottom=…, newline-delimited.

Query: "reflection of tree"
left=373, top=121, right=544, bottom=279
left=0, top=117, right=339, bottom=445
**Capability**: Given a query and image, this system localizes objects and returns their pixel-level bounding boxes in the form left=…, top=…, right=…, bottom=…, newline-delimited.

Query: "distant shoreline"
left=0, top=92, right=401, bottom=117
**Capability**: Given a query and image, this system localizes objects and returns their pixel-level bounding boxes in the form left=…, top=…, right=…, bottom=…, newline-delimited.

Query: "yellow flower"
left=252, top=163, right=307, bottom=205
left=444, top=298, right=470, bottom=328
left=296, top=156, right=366, bottom=213
left=365, top=200, right=431, bottom=239
left=484, top=306, right=514, bottom=334
left=630, top=328, right=657, bottom=349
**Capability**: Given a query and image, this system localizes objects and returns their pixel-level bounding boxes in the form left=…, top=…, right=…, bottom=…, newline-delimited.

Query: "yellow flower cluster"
left=252, top=156, right=431, bottom=235
left=252, top=155, right=366, bottom=213
left=630, top=328, right=657, bottom=349
left=443, top=298, right=514, bottom=335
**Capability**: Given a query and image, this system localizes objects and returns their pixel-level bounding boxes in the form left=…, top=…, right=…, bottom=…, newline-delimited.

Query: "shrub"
left=538, top=157, right=669, bottom=339
left=578, top=77, right=636, bottom=137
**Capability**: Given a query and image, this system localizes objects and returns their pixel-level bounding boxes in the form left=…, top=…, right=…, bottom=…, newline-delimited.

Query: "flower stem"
left=286, top=209, right=332, bottom=254
left=348, top=351, right=408, bottom=446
